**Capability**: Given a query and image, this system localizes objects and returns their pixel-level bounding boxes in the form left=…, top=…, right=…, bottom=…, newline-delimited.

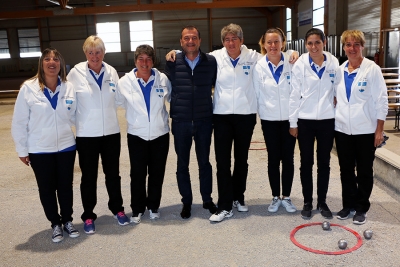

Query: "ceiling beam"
left=0, top=0, right=295, bottom=20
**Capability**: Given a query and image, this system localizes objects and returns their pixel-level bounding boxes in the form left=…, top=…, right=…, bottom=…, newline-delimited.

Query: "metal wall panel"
left=390, top=0, right=400, bottom=27
left=348, top=0, right=380, bottom=57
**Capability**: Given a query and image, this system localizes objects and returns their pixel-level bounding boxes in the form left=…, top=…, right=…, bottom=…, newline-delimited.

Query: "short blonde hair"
left=341, top=30, right=365, bottom=47
left=82, top=35, right=106, bottom=54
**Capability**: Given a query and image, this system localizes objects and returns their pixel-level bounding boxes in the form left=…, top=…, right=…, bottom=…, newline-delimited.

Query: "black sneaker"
left=63, top=221, right=80, bottom=238
left=353, top=212, right=367, bottom=225
left=301, top=203, right=313, bottom=219
left=203, top=201, right=217, bottom=214
left=52, top=225, right=64, bottom=243
left=180, top=204, right=191, bottom=219
left=317, top=203, right=333, bottom=219
left=336, top=208, right=356, bottom=220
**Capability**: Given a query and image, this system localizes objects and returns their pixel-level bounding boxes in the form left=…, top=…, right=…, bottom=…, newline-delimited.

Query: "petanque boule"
left=363, top=229, right=373, bottom=239
left=338, top=239, right=348, bottom=249
left=322, top=221, right=331, bottom=231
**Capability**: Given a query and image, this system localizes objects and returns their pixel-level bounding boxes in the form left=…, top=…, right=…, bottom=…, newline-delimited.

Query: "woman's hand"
left=289, top=51, right=299, bottom=64
left=374, top=120, right=385, bottom=147
left=19, top=156, right=30, bottom=166
left=289, top=127, right=298, bottom=138
left=165, top=50, right=176, bottom=62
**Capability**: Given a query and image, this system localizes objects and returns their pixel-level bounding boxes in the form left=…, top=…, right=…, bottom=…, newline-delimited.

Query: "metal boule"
left=338, top=239, right=348, bottom=249
left=322, top=221, right=331, bottom=230
left=363, top=229, right=373, bottom=239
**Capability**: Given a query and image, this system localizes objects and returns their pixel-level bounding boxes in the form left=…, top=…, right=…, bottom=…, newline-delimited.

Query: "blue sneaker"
left=84, top=219, right=96, bottom=234
left=114, top=211, right=130, bottom=226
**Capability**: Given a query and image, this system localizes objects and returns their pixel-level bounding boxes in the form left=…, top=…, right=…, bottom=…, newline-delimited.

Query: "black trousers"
left=335, top=131, right=376, bottom=213
left=127, top=133, right=169, bottom=214
left=297, top=119, right=335, bottom=204
left=76, top=133, right=124, bottom=221
left=30, top=150, right=76, bottom=228
left=261, top=120, right=296, bottom=197
left=214, top=114, right=256, bottom=211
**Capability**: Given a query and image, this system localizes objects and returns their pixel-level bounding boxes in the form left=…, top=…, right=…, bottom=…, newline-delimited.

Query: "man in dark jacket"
left=164, top=25, right=217, bottom=219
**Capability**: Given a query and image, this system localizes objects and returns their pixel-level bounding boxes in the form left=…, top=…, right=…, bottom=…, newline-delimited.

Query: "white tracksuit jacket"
left=67, top=61, right=120, bottom=137
left=116, top=68, right=171, bottom=141
left=11, top=78, right=76, bottom=157
left=210, top=45, right=261, bottom=114
left=253, top=52, right=293, bottom=121
left=289, top=51, right=339, bottom=128
left=334, top=58, right=388, bottom=135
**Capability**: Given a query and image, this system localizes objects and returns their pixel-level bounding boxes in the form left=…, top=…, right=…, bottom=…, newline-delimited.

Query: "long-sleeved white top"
left=67, top=61, right=120, bottom=137
left=116, top=68, right=171, bottom=141
left=289, top=51, right=339, bottom=128
left=253, top=52, right=293, bottom=121
left=11, top=78, right=76, bottom=157
left=210, top=45, right=262, bottom=115
left=334, top=58, right=388, bottom=135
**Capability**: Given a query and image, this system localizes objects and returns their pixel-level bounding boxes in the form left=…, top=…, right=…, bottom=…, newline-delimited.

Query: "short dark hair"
left=181, top=25, right=201, bottom=39
left=305, top=28, right=326, bottom=42
left=134, top=44, right=156, bottom=63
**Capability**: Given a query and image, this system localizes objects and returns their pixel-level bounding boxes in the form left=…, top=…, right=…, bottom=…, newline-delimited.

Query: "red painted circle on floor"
left=290, top=222, right=363, bottom=255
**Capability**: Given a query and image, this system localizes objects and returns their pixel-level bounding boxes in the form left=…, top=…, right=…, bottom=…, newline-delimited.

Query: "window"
left=0, top=30, right=10, bottom=59
left=313, top=0, right=324, bottom=31
left=286, top=8, right=292, bottom=42
left=96, top=22, right=121, bottom=53
left=129, top=20, right=153, bottom=51
left=18, top=28, right=41, bottom=58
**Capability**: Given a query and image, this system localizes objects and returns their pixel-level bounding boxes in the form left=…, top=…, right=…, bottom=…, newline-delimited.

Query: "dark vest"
left=164, top=51, right=217, bottom=121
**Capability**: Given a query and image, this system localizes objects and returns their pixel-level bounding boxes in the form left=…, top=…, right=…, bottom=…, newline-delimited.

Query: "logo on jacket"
left=284, top=72, right=290, bottom=85
left=65, top=99, right=73, bottom=110
left=358, top=78, right=367, bottom=92
left=109, top=82, right=116, bottom=92
left=242, top=65, right=250, bottom=75
left=156, top=88, right=164, bottom=98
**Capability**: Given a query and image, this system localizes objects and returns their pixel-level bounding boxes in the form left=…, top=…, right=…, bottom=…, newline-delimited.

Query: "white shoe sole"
left=52, top=236, right=64, bottom=243
left=209, top=211, right=233, bottom=222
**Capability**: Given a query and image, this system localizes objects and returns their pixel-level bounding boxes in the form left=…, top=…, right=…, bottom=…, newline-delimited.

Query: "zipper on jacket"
left=192, top=68, right=195, bottom=122
left=98, top=77, right=106, bottom=135
left=54, top=108, right=59, bottom=151
left=316, top=79, right=322, bottom=120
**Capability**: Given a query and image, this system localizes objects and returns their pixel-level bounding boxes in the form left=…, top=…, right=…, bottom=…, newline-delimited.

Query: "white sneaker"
left=130, top=213, right=142, bottom=224
left=268, top=197, right=282, bottom=213
left=233, top=200, right=249, bottom=212
left=149, top=209, right=160, bottom=220
left=281, top=197, right=297, bottom=213
left=209, top=210, right=233, bottom=222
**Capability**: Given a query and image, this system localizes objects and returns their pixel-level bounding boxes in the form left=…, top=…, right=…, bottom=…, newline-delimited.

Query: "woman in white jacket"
left=253, top=28, right=297, bottom=214
left=334, top=30, right=388, bottom=225
left=11, top=48, right=79, bottom=243
left=116, top=45, right=171, bottom=224
left=67, top=36, right=129, bottom=234
left=289, top=28, right=339, bottom=220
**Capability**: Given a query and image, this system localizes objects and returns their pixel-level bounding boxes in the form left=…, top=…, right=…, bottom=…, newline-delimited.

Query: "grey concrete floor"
left=1, top=102, right=400, bottom=266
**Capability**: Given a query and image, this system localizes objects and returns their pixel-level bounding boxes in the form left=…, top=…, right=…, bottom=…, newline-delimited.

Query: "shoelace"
left=85, top=219, right=94, bottom=225
left=272, top=198, right=280, bottom=205
left=283, top=199, right=292, bottom=204
left=117, top=211, right=126, bottom=218
left=53, top=225, right=62, bottom=235
left=64, top=222, right=75, bottom=232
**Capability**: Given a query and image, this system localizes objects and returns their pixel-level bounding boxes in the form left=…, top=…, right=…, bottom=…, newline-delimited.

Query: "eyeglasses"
left=224, top=37, right=240, bottom=43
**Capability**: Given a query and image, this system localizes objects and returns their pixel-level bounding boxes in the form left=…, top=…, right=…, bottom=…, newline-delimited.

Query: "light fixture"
left=47, top=0, right=74, bottom=9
